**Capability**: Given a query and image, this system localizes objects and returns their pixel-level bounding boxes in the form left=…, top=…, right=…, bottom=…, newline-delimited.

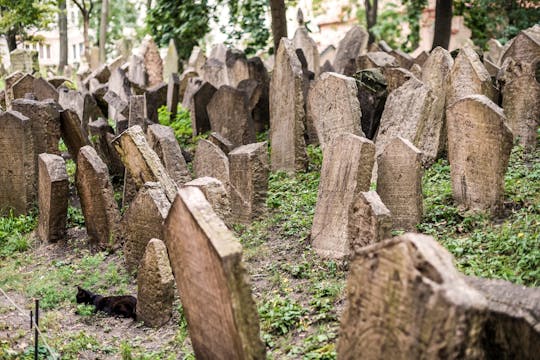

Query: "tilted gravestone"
left=166, top=73, right=180, bottom=121
left=193, top=139, right=230, bottom=187
left=390, top=49, right=414, bottom=69
left=145, top=83, right=168, bottom=124
left=33, top=77, right=59, bottom=102
left=4, top=71, right=24, bottom=107
left=190, top=81, right=217, bottom=136
left=122, top=182, right=171, bottom=273
left=0, top=111, right=36, bottom=216
left=202, top=58, right=228, bottom=89
left=113, top=125, right=178, bottom=203
left=500, top=25, right=540, bottom=66
left=226, top=49, right=250, bottom=87
left=178, top=69, right=198, bottom=103
left=356, top=52, right=398, bottom=70
left=58, top=88, right=103, bottom=132
left=140, top=35, right=163, bottom=88
left=228, top=142, right=269, bottom=224
left=164, top=186, right=265, bottom=359
left=82, top=64, right=110, bottom=88
left=348, top=190, right=392, bottom=258
left=185, top=177, right=231, bottom=225
left=128, top=94, right=148, bottom=130
left=37, top=154, right=68, bottom=243
left=247, top=57, right=270, bottom=133
left=88, top=118, right=124, bottom=176
left=338, top=233, right=487, bottom=359
left=137, top=238, right=175, bottom=328
left=377, top=137, right=423, bottom=231
left=188, top=46, right=206, bottom=74
left=448, top=46, right=497, bottom=106
left=382, top=66, right=416, bottom=93
left=333, top=25, right=369, bottom=75
left=207, top=85, right=256, bottom=148
left=76, top=145, right=121, bottom=249
left=306, top=72, right=363, bottom=149
left=147, top=124, right=191, bottom=186
left=292, top=26, right=320, bottom=77
left=446, top=95, right=513, bottom=215
left=312, top=134, right=375, bottom=259
left=59, top=109, right=89, bottom=162
left=269, top=38, right=307, bottom=173
left=209, top=132, right=234, bottom=154
left=353, top=69, right=388, bottom=140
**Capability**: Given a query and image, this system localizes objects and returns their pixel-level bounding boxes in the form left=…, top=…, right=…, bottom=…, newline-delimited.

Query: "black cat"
left=76, top=286, right=137, bottom=320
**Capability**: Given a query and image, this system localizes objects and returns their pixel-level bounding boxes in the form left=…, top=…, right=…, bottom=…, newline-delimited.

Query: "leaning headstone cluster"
left=0, top=20, right=538, bottom=358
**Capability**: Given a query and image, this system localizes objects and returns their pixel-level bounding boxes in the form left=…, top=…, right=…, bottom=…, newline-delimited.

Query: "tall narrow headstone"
left=59, top=109, right=89, bottom=161
left=292, top=26, right=320, bottom=77
left=0, top=111, right=35, bottom=216
left=37, top=154, right=68, bottom=243
left=190, top=82, right=217, bottom=136
left=446, top=95, right=513, bottom=214
left=269, top=38, right=307, bottom=173
left=145, top=83, right=168, bottom=123
left=312, top=134, right=375, bottom=259
left=192, top=139, right=230, bottom=187
left=129, top=54, right=147, bottom=89
left=164, top=187, right=265, bottom=359
left=128, top=95, right=147, bottom=130
left=166, top=73, right=180, bottom=121
left=228, top=142, right=269, bottom=224
left=338, top=233, right=487, bottom=359
left=137, top=238, right=175, bottom=327
left=333, top=25, right=369, bottom=75
left=306, top=72, right=363, bottom=149
left=76, top=146, right=121, bottom=249
left=163, top=39, right=179, bottom=82
left=188, top=46, right=206, bottom=74
left=141, top=35, right=164, bottom=88
left=377, top=137, right=423, bottom=231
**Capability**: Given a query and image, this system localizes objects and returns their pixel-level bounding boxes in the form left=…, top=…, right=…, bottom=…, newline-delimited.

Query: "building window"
left=79, top=43, right=83, bottom=57
left=71, top=11, right=76, bottom=24
left=46, top=45, right=51, bottom=59
left=73, top=44, right=77, bottom=59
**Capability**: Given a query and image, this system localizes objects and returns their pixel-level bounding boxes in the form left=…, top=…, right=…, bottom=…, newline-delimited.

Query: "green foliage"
left=158, top=105, right=193, bottom=149
left=90, top=0, right=139, bottom=52
left=259, top=295, right=307, bottom=335
left=147, top=0, right=213, bottom=61
left=0, top=0, right=55, bottom=44
left=0, top=210, right=37, bottom=257
left=58, top=332, right=101, bottom=359
left=359, top=3, right=407, bottom=50
left=401, top=0, right=428, bottom=51
left=75, top=303, right=94, bottom=316
left=225, top=0, right=270, bottom=55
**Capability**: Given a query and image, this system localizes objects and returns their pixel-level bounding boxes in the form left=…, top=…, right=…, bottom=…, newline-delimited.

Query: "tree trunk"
left=365, top=0, right=378, bottom=45
left=6, top=30, right=17, bottom=52
left=431, top=0, right=452, bottom=50
left=58, top=0, right=68, bottom=74
left=83, top=13, right=91, bottom=64
left=269, top=0, right=287, bottom=53
left=99, top=0, right=109, bottom=64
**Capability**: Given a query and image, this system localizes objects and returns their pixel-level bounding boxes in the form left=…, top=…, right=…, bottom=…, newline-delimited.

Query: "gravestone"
left=164, top=187, right=265, bottom=359
left=306, top=72, right=363, bottom=149
left=163, top=39, right=179, bottom=82
left=166, top=73, right=180, bottom=121
left=354, top=69, right=388, bottom=140
left=312, top=134, right=375, bottom=259
left=147, top=124, right=191, bottom=186
left=11, top=98, right=62, bottom=157
left=226, top=49, right=250, bottom=87
left=181, top=77, right=203, bottom=112
left=145, top=83, right=168, bottom=124
left=247, top=57, right=270, bottom=132
left=269, top=38, right=307, bottom=173
left=90, top=82, right=109, bottom=116
left=338, top=233, right=487, bottom=359
left=141, top=35, right=163, bottom=88
left=377, top=137, right=423, bottom=231
left=207, top=85, right=255, bottom=147
left=33, top=77, right=59, bottom=102
left=414, top=50, right=429, bottom=66
left=356, top=52, right=397, bottom=70
left=37, top=154, right=68, bottom=243
left=189, top=81, right=216, bottom=136
left=193, top=139, right=230, bottom=187
left=348, top=190, right=392, bottom=258
left=185, top=177, right=231, bottom=224
left=500, top=25, right=540, bottom=66
left=88, top=118, right=124, bottom=176
left=0, top=111, right=36, bottom=216
left=375, top=78, right=439, bottom=165
left=9, top=73, right=35, bottom=102
left=448, top=46, right=497, bottom=106
left=122, top=182, right=171, bottom=273
left=202, top=58, right=228, bottom=89
left=485, top=39, right=503, bottom=64
left=382, top=67, right=417, bottom=93
left=58, top=88, right=103, bottom=131
left=76, top=145, right=121, bottom=249
left=104, top=90, right=129, bottom=123
left=292, top=26, right=320, bottom=77
left=137, top=238, right=175, bottom=327
left=228, top=142, right=269, bottom=224
left=333, top=25, right=369, bottom=74
left=83, top=64, right=110, bottom=88
left=390, top=49, right=414, bottom=69
left=446, top=95, right=513, bottom=214
left=188, top=46, right=206, bottom=74
left=113, top=125, right=178, bottom=202
left=178, top=69, right=198, bottom=103
left=10, top=49, right=38, bottom=74
left=209, top=132, right=234, bottom=154
left=320, top=44, right=336, bottom=66
left=59, top=109, right=89, bottom=161
left=108, top=67, right=131, bottom=102
left=128, top=95, right=148, bottom=130
left=129, top=54, right=147, bottom=89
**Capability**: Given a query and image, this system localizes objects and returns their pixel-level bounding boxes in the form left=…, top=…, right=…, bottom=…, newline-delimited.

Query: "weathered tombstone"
left=104, top=90, right=129, bottom=122
left=189, top=81, right=216, bottom=136
left=202, top=58, right=228, bottom=89
left=33, top=77, right=59, bottom=102
left=0, top=111, right=36, bottom=216
left=312, top=134, right=375, bottom=259
left=375, top=78, right=440, bottom=165
left=377, top=137, right=423, bottom=231
left=269, top=38, right=307, bottom=173
left=11, top=98, right=62, bottom=156
left=483, top=58, right=500, bottom=77
left=88, top=118, right=124, bottom=176
left=108, top=55, right=124, bottom=72
left=500, top=25, right=540, bottom=66
left=409, top=63, right=422, bottom=78
left=499, top=58, right=540, bottom=150
left=390, top=49, right=414, bottom=69
left=320, top=44, right=336, bottom=66
left=228, top=142, right=269, bottom=224
left=112, top=125, right=178, bottom=202
left=338, top=233, right=487, bottom=359
left=333, top=25, right=369, bottom=74
left=448, top=46, right=497, bottom=106
left=166, top=73, right=180, bottom=121
left=145, top=83, right=168, bottom=124
left=209, top=132, right=235, bottom=154
left=356, top=52, right=397, bottom=70
left=137, top=238, right=175, bottom=327
left=83, top=64, right=110, bottom=88
left=10, top=49, right=39, bottom=74
left=209, top=43, right=227, bottom=62
left=382, top=66, right=417, bottom=93
left=485, top=39, right=503, bottom=64
left=140, top=35, right=164, bottom=88
left=348, top=190, right=392, bottom=257
left=128, top=54, right=147, bottom=89
left=414, top=50, right=429, bottom=66
left=122, top=182, right=171, bottom=273
left=446, top=95, right=513, bottom=214
left=247, top=57, right=270, bottom=132
left=178, top=69, right=198, bottom=103
left=193, top=139, right=230, bottom=187
left=108, top=67, right=131, bottom=102
left=76, top=145, right=121, bottom=249
left=354, top=69, right=388, bottom=140
left=293, top=25, right=320, bottom=77
left=128, top=95, right=148, bottom=130
left=207, top=85, right=256, bottom=147
left=181, top=77, right=203, bottom=111
left=147, top=124, right=191, bottom=186
left=58, top=88, right=104, bottom=131
left=9, top=73, right=35, bottom=103
left=163, top=39, right=179, bottom=83
left=91, top=82, right=109, bottom=117
left=185, top=177, right=231, bottom=224
left=164, top=187, right=265, bottom=359
left=306, top=72, right=363, bottom=149
left=226, top=48, right=250, bottom=87
left=37, top=154, right=68, bottom=243
left=48, top=76, right=72, bottom=89
left=59, top=109, right=89, bottom=161
left=188, top=46, right=206, bottom=74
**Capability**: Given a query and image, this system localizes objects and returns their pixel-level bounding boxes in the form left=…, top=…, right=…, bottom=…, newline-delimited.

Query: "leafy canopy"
left=0, top=0, right=55, bottom=41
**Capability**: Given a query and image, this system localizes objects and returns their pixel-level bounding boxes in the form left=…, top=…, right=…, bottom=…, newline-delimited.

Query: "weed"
left=259, top=295, right=307, bottom=335
left=0, top=210, right=37, bottom=257
left=67, top=206, right=85, bottom=228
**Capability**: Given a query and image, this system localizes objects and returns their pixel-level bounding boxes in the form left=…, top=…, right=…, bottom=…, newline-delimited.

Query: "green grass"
left=0, top=210, right=37, bottom=258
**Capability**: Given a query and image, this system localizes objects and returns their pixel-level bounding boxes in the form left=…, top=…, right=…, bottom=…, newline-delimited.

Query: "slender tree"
left=99, top=0, right=109, bottom=63
left=364, top=0, right=378, bottom=45
left=431, top=0, right=452, bottom=50
left=269, top=0, right=287, bottom=53
left=58, top=0, right=68, bottom=74
left=71, top=0, right=95, bottom=64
